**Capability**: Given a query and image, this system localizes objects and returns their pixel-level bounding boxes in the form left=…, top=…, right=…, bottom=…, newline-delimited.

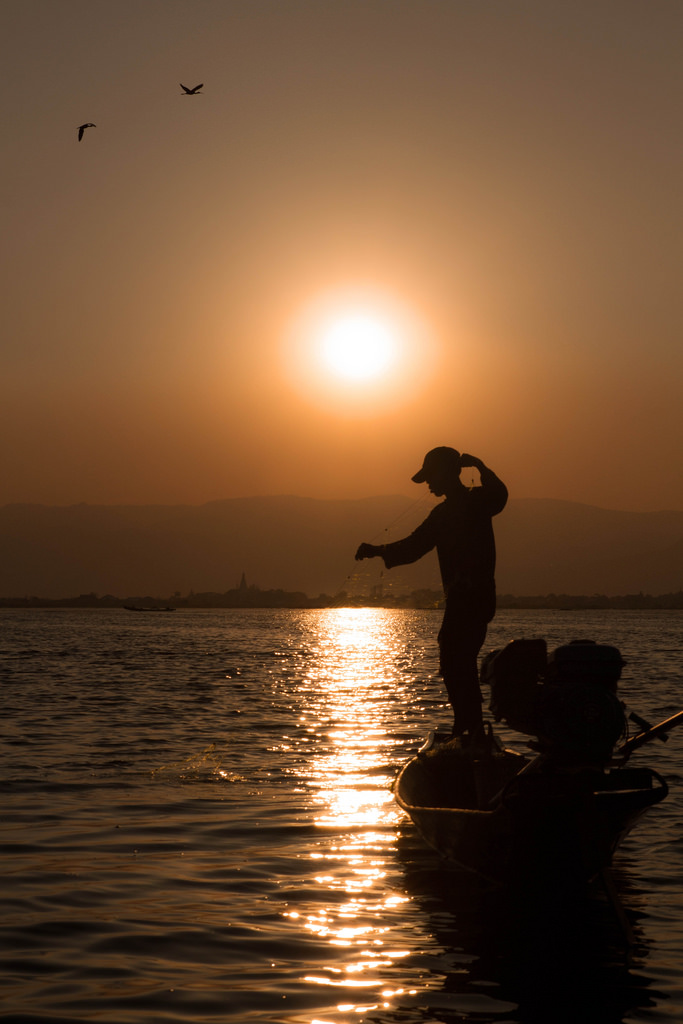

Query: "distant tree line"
left=496, top=591, right=683, bottom=610
left=0, top=585, right=330, bottom=610
left=1, top=586, right=683, bottom=610
left=342, top=590, right=683, bottom=610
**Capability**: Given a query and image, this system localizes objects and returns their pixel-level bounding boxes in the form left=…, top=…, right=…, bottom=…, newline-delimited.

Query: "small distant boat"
left=394, top=638, right=678, bottom=891
left=123, top=605, right=176, bottom=612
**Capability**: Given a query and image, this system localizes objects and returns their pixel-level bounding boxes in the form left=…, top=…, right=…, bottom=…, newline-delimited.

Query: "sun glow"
left=319, top=314, right=396, bottom=381
left=285, top=287, right=435, bottom=411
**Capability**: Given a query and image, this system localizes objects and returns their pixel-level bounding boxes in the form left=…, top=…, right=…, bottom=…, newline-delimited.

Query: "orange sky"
left=2, top=1, right=682, bottom=512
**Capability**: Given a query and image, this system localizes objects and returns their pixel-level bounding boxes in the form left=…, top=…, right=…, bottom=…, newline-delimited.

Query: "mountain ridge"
left=1, top=495, right=682, bottom=599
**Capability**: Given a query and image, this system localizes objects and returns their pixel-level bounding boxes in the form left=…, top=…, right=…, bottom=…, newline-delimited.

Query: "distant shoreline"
left=1, top=588, right=682, bottom=610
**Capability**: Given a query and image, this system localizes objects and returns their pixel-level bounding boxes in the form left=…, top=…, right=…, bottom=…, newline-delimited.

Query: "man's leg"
left=438, top=614, right=488, bottom=736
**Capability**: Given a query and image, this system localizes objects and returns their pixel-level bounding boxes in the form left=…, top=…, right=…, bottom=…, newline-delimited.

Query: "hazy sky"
left=2, top=1, right=682, bottom=512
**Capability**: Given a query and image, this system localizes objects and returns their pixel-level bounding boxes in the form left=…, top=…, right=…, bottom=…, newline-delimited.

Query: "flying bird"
left=77, top=123, right=96, bottom=141
left=180, top=83, right=203, bottom=95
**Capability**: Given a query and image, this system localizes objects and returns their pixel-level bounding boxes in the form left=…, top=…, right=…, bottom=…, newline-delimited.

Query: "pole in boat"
left=617, top=709, right=683, bottom=759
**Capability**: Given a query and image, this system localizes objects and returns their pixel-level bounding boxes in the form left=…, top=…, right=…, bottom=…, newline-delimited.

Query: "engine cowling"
left=481, top=638, right=626, bottom=765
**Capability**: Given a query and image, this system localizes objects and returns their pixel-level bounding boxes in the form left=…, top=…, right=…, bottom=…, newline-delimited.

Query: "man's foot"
left=452, top=724, right=487, bottom=749
left=468, top=724, right=487, bottom=747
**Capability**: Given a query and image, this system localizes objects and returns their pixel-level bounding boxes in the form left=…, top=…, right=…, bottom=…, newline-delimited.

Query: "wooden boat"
left=394, top=730, right=668, bottom=886
left=394, top=638, right=677, bottom=889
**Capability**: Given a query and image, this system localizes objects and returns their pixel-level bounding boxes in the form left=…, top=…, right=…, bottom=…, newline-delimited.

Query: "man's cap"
left=411, top=446, right=461, bottom=483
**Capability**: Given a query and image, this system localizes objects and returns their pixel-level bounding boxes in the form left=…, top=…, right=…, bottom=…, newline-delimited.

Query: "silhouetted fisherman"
left=180, top=83, right=203, bottom=94
left=355, top=447, right=508, bottom=741
left=77, top=123, right=96, bottom=141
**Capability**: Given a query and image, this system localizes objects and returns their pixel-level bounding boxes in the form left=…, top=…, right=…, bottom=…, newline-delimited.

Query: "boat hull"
left=394, top=739, right=667, bottom=886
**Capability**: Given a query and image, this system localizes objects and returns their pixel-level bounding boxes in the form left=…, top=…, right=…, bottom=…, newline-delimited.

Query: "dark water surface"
left=1, top=607, right=682, bottom=1023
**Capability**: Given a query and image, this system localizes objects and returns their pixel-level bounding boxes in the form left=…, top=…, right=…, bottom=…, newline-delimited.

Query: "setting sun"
left=285, top=288, right=436, bottom=415
left=319, top=313, right=396, bottom=381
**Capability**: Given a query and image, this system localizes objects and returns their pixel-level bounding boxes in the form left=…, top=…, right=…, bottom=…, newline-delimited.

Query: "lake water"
left=1, top=607, right=682, bottom=1023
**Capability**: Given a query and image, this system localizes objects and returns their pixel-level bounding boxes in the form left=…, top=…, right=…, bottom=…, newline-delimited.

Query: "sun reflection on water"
left=279, top=608, right=426, bottom=1020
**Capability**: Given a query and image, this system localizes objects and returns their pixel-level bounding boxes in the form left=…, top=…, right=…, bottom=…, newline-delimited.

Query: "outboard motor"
left=481, top=638, right=626, bottom=765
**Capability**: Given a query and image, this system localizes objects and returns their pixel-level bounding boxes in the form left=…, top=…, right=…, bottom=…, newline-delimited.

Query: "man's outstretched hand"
left=355, top=542, right=381, bottom=561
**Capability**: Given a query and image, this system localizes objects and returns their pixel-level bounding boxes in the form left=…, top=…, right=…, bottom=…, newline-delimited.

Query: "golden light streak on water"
left=285, top=608, right=421, bottom=1020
